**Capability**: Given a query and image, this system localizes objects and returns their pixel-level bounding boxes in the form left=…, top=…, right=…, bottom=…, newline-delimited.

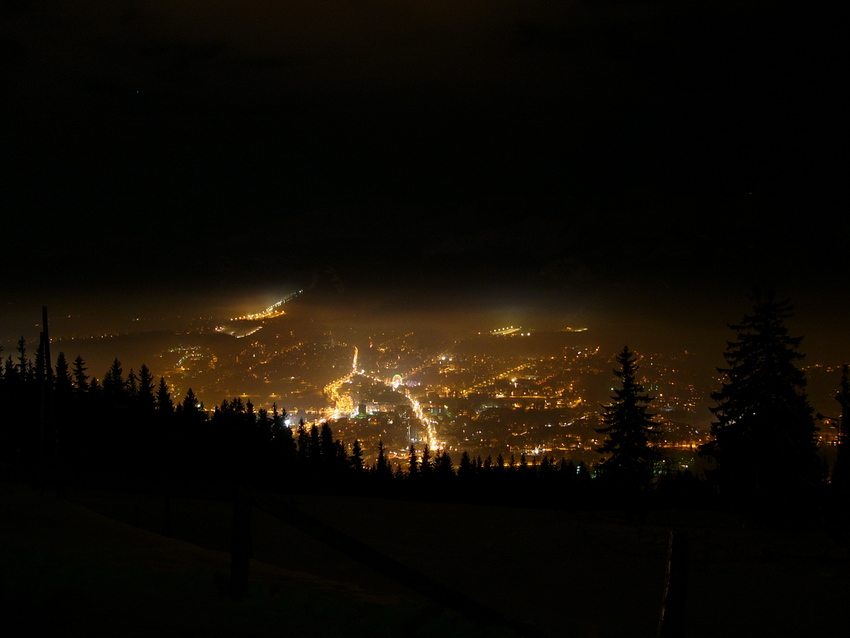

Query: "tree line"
left=1, top=289, right=847, bottom=518
left=0, top=333, right=695, bottom=509
left=0, top=340, right=616, bottom=507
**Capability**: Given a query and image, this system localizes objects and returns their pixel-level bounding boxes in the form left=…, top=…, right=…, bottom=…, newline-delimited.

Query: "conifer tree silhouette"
left=595, top=346, right=661, bottom=488
left=156, top=377, right=173, bottom=413
left=350, top=438, right=365, bottom=474
left=72, top=355, right=88, bottom=393
left=700, top=289, right=819, bottom=503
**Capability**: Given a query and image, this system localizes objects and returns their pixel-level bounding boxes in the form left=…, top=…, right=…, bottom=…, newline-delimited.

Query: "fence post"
left=230, top=487, right=252, bottom=600
left=657, top=530, right=688, bottom=638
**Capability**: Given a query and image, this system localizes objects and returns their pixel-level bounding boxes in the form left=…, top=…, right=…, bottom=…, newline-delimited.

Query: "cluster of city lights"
left=229, top=290, right=303, bottom=322
left=489, top=326, right=522, bottom=336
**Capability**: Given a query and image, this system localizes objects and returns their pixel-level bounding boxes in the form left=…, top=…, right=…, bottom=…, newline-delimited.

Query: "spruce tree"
left=72, top=355, right=88, bottom=393
left=458, top=450, right=473, bottom=479
left=595, top=346, right=661, bottom=487
left=350, top=438, right=365, bottom=473
left=374, top=439, right=392, bottom=481
left=102, top=358, right=124, bottom=398
left=420, top=444, right=433, bottom=477
left=156, top=377, right=173, bottom=413
left=407, top=444, right=419, bottom=475
left=434, top=449, right=454, bottom=478
left=125, top=368, right=139, bottom=399
left=699, top=290, right=819, bottom=501
left=308, top=424, right=322, bottom=474
left=137, top=364, right=155, bottom=413
left=182, top=388, right=201, bottom=413
left=54, top=352, right=72, bottom=396
left=333, top=440, right=348, bottom=474
left=320, top=422, right=336, bottom=467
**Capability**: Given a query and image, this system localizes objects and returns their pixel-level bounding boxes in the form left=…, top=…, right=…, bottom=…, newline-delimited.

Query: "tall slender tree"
left=407, top=444, right=419, bottom=476
left=699, top=289, right=819, bottom=500
left=374, top=439, right=392, bottom=481
left=595, top=346, right=661, bottom=487
left=320, top=422, right=336, bottom=467
left=434, top=449, right=454, bottom=478
left=125, top=368, right=139, bottom=399
left=420, top=444, right=433, bottom=477
left=102, top=358, right=124, bottom=398
left=296, top=420, right=310, bottom=469
left=137, top=364, right=155, bottom=413
left=309, top=424, right=322, bottom=473
left=350, top=438, right=365, bottom=474
left=458, top=450, right=473, bottom=479
left=156, top=377, right=173, bottom=413
left=72, top=355, right=89, bottom=393
left=54, top=352, right=72, bottom=397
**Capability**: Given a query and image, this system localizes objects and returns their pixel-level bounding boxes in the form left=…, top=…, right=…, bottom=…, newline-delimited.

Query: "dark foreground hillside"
left=2, top=478, right=848, bottom=637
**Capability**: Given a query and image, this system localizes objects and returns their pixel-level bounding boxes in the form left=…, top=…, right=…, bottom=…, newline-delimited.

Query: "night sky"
left=2, top=1, right=846, bottom=356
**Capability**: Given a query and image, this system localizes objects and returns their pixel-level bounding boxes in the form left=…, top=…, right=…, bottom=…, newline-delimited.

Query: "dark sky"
left=2, top=1, right=846, bottom=355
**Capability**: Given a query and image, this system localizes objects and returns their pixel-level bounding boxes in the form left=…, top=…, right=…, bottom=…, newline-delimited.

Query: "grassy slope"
left=2, top=480, right=848, bottom=637
left=0, top=482, right=444, bottom=638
